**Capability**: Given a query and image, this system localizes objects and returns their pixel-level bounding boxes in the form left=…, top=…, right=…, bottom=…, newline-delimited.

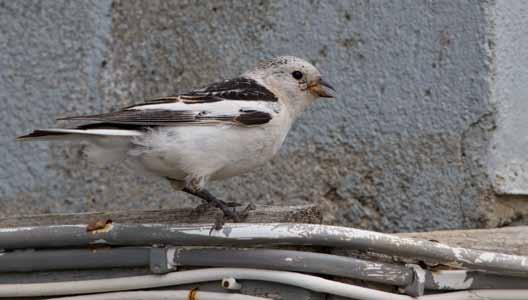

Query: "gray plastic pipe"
left=0, top=247, right=149, bottom=272
left=1, top=247, right=526, bottom=292
left=1, top=223, right=528, bottom=275
left=169, top=247, right=413, bottom=286
left=426, top=270, right=528, bottom=291
left=0, top=247, right=413, bottom=286
left=419, top=289, right=528, bottom=300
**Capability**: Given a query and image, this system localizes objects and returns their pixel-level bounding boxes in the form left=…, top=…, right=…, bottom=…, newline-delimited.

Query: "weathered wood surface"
left=0, top=205, right=322, bottom=228
left=398, top=226, right=528, bottom=256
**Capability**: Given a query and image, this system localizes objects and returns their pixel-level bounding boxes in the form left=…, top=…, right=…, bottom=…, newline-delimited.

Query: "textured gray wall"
left=0, top=0, right=515, bottom=232
left=489, top=0, right=528, bottom=195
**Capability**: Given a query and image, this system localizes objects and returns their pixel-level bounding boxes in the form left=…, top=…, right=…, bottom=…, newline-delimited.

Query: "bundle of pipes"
left=0, top=222, right=527, bottom=299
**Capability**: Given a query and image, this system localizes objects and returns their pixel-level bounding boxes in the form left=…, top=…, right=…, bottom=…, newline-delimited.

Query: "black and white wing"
left=131, top=77, right=278, bottom=107
left=19, top=77, right=279, bottom=140
left=58, top=77, right=279, bottom=128
left=58, top=106, right=273, bottom=127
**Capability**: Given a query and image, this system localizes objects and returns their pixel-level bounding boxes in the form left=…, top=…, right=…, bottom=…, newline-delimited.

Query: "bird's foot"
left=182, top=186, right=254, bottom=232
left=208, top=202, right=256, bottom=232
left=213, top=199, right=242, bottom=222
left=239, top=202, right=256, bottom=219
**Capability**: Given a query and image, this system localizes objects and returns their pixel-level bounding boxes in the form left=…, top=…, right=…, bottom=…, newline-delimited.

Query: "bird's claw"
left=239, top=202, right=256, bottom=218
left=207, top=202, right=256, bottom=233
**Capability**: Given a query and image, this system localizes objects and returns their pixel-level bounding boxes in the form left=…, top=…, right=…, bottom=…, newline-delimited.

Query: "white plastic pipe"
left=46, top=291, right=270, bottom=300
left=0, top=267, right=412, bottom=300
left=222, top=277, right=242, bottom=290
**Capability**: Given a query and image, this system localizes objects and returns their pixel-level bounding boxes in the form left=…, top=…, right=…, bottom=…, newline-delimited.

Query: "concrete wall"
left=490, top=0, right=528, bottom=195
left=1, top=0, right=522, bottom=232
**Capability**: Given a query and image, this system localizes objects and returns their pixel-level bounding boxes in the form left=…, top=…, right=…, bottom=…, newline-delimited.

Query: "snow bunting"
left=18, top=56, right=335, bottom=226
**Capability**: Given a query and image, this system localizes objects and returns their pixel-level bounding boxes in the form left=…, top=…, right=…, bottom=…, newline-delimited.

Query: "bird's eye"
left=291, top=71, right=303, bottom=80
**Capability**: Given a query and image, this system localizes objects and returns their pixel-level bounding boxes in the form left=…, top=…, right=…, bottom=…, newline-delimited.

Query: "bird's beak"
left=308, top=78, right=335, bottom=98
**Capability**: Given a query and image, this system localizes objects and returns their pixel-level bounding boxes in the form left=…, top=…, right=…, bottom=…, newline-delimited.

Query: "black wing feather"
left=131, top=77, right=277, bottom=107
left=185, top=77, right=278, bottom=101
left=58, top=109, right=272, bottom=127
left=235, top=109, right=274, bottom=125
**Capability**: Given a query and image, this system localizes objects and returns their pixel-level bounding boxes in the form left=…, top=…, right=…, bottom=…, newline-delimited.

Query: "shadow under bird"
left=18, top=56, right=335, bottom=228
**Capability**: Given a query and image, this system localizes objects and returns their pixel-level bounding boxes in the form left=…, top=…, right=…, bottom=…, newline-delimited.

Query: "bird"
left=18, top=56, right=335, bottom=227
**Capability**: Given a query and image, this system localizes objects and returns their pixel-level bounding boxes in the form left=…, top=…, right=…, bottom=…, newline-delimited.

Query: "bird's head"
left=245, top=56, right=335, bottom=113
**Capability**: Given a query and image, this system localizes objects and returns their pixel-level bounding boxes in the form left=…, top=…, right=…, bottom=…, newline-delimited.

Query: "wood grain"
left=398, top=226, right=528, bottom=256
left=0, top=205, right=322, bottom=228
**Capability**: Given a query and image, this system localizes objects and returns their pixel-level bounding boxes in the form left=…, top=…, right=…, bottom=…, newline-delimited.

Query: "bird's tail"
left=17, top=127, right=144, bottom=164
left=17, top=128, right=86, bottom=141
left=17, top=128, right=142, bottom=141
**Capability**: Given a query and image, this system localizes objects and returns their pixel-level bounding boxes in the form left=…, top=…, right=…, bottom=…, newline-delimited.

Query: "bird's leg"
left=168, top=177, right=254, bottom=230
left=183, top=187, right=241, bottom=223
left=169, top=178, right=241, bottom=208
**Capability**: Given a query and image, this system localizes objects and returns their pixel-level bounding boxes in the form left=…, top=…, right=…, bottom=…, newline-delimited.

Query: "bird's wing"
left=59, top=77, right=280, bottom=127
left=58, top=100, right=275, bottom=127
left=128, top=77, right=278, bottom=108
